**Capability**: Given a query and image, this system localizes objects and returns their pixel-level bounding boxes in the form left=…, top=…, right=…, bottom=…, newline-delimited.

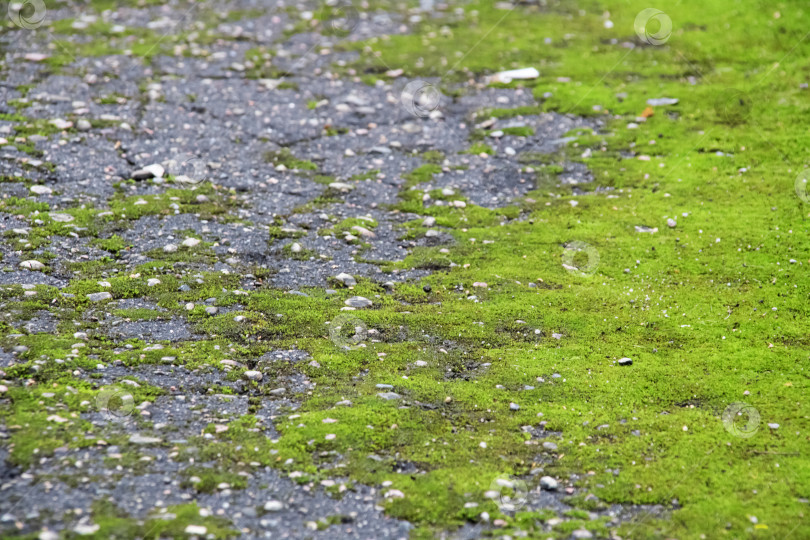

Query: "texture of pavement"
left=0, top=1, right=664, bottom=538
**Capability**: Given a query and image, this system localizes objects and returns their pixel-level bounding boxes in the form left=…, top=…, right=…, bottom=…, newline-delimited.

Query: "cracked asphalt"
left=0, top=1, right=664, bottom=539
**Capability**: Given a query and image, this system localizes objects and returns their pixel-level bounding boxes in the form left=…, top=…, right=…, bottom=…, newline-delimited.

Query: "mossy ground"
left=1, top=0, right=809, bottom=538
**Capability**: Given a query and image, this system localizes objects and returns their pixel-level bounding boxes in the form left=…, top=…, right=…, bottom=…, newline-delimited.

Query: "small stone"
left=243, top=370, right=263, bottom=382
left=144, top=164, right=165, bottom=178
left=334, top=272, right=357, bottom=287
left=163, top=243, right=178, bottom=253
left=19, top=260, right=45, bottom=270
left=49, top=213, right=74, bottom=223
left=263, top=500, right=284, bottom=512
left=182, top=237, right=201, bottom=247
left=30, top=185, right=52, bottom=195
left=571, top=529, right=594, bottom=539
left=184, top=525, right=207, bottom=535
left=423, top=284, right=432, bottom=293
left=76, top=119, right=92, bottom=131
left=385, top=489, right=405, bottom=499
left=377, top=392, right=401, bottom=400
left=72, top=524, right=99, bottom=535
left=618, top=357, right=633, bottom=366
left=473, top=282, right=488, bottom=288
left=205, top=306, right=218, bottom=315
left=509, top=402, right=520, bottom=411
left=87, top=292, right=112, bottom=302
left=667, top=218, right=677, bottom=228
left=329, top=182, right=354, bottom=191
left=147, top=278, right=161, bottom=287
left=542, top=441, right=558, bottom=451
left=351, top=225, right=376, bottom=238
left=49, top=118, right=73, bottom=130
left=345, top=296, right=372, bottom=308
left=422, top=216, right=436, bottom=227
left=647, top=97, right=679, bottom=106
left=540, top=476, right=558, bottom=491
left=129, top=434, right=162, bottom=444
left=768, top=423, right=780, bottom=429
left=290, top=242, right=302, bottom=253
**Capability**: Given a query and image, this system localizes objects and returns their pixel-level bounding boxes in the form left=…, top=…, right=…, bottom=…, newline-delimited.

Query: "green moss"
left=403, top=163, right=442, bottom=188
left=464, top=142, right=494, bottom=155
left=263, top=147, right=318, bottom=171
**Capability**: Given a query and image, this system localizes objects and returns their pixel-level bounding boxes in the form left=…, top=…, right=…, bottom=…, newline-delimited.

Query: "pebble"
left=129, top=434, right=162, bottom=444
left=263, top=500, right=284, bottom=512
left=647, top=97, right=679, bottom=106
left=163, top=243, right=178, bottom=253
left=243, top=370, right=263, bottom=382
left=345, top=296, right=372, bottom=308
left=542, top=441, right=558, bottom=451
left=182, top=237, right=201, bottom=247
left=329, top=182, right=354, bottom=191
left=351, top=225, right=376, bottom=238
left=618, top=357, right=633, bottom=366
left=76, top=119, right=92, bottom=131
left=19, top=260, right=45, bottom=270
left=509, top=402, right=520, bottom=411
left=290, top=242, right=302, bottom=253
left=50, top=213, right=74, bottom=223
left=144, top=164, right=165, bottom=178
left=422, top=216, right=436, bottom=227
left=30, top=185, right=52, bottom=195
left=334, top=272, right=356, bottom=287
left=147, top=278, right=161, bottom=287
left=377, top=392, right=401, bottom=400
left=667, top=218, right=677, bottom=228
left=184, top=525, right=207, bottom=535
left=540, top=476, right=559, bottom=491
left=49, top=118, right=73, bottom=130
left=205, top=307, right=218, bottom=315
left=571, top=530, right=594, bottom=539
left=87, top=292, right=112, bottom=302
